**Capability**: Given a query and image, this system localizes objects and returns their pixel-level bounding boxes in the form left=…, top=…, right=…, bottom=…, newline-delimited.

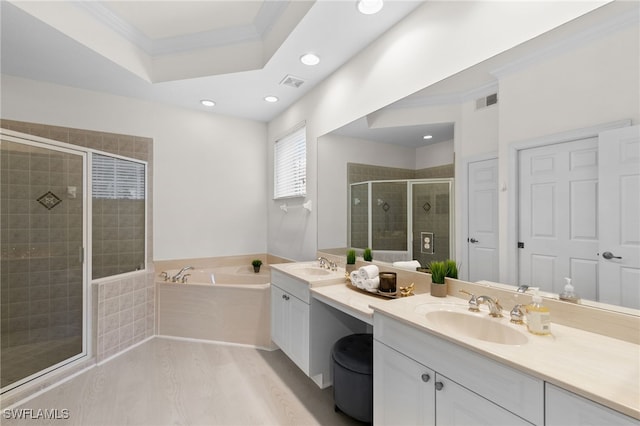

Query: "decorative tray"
left=346, top=282, right=404, bottom=299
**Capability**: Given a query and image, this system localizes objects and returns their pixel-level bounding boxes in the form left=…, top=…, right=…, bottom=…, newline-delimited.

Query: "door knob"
left=421, top=373, right=430, bottom=383
left=469, top=238, right=479, bottom=243
left=435, top=381, right=444, bottom=391
left=602, top=251, right=622, bottom=260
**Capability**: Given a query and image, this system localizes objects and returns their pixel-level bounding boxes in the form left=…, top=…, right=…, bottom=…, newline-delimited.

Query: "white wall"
left=267, top=1, right=607, bottom=261
left=416, top=140, right=454, bottom=170
left=317, top=133, right=416, bottom=249
left=1, top=75, right=268, bottom=261
left=495, top=21, right=640, bottom=283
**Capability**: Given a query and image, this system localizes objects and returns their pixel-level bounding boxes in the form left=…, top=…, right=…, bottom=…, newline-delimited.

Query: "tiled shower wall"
left=347, top=162, right=454, bottom=264
left=1, top=119, right=155, bottom=361
left=1, top=143, right=84, bottom=351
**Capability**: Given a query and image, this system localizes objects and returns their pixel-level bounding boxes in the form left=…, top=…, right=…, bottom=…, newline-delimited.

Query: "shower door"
left=1, top=135, right=86, bottom=392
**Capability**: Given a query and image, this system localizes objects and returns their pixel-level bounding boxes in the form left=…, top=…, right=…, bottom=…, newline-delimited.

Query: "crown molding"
left=74, top=1, right=289, bottom=56
left=491, top=4, right=639, bottom=79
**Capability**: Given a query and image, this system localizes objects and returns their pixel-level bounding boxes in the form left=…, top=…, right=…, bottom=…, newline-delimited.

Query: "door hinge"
left=518, top=242, right=525, bottom=249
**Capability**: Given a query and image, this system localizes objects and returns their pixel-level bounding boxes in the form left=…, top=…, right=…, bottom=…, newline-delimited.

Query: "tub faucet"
left=516, top=285, right=529, bottom=293
left=172, top=266, right=194, bottom=282
left=476, top=295, right=503, bottom=317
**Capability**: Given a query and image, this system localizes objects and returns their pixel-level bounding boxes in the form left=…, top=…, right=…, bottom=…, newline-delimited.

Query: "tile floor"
left=2, top=337, right=364, bottom=426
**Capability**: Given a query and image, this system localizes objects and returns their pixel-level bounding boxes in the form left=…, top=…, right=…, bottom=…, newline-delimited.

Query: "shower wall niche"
left=349, top=178, right=454, bottom=266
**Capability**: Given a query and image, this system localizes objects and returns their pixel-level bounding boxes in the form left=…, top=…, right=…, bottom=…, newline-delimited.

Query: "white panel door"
left=598, top=125, right=640, bottom=309
left=468, top=158, right=499, bottom=282
left=518, top=138, right=599, bottom=297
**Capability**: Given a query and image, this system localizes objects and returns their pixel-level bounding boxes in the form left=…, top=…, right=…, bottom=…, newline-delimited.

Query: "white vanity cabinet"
left=270, top=269, right=310, bottom=374
left=374, top=341, right=532, bottom=425
left=546, top=384, right=640, bottom=426
left=374, top=313, right=544, bottom=426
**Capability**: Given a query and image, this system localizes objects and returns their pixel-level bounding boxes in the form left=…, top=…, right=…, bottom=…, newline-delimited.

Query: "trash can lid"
left=331, top=333, right=373, bottom=374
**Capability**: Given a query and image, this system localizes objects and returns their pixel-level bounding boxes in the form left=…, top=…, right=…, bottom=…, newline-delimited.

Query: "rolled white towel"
left=392, top=260, right=422, bottom=271
left=359, top=265, right=379, bottom=280
left=363, top=276, right=380, bottom=292
left=350, top=271, right=364, bottom=289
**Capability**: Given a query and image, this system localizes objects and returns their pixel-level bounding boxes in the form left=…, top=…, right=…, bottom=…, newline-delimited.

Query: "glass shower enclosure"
left=349, top=178, right=454, bottom=266
left=1, top=135, right=87, bottom=392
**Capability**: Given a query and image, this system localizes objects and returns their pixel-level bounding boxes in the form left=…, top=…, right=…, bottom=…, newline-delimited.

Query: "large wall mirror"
left=317, top=1, right=640, bottom=311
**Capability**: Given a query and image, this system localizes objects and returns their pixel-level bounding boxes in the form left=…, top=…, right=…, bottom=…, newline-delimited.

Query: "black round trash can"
left=331, top=333, right=373, bottom=423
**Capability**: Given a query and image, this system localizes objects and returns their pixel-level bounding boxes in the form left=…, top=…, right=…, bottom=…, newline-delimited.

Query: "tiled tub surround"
left=95, top=271, right=156, bottom=362
left=155, top=255, right=288, bottom=350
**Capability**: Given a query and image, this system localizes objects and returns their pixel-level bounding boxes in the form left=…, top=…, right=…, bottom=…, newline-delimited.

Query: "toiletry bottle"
left=559, top=277, right=579, bottom=303
left=526, top=288, right=551, bottom=335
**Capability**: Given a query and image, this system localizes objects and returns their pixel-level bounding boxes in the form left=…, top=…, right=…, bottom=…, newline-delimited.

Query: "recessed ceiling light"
left=300, top=53, right=320, bottom=66
left=423, top=135, right=433, bottom=140
left=200, top=99, right=215, bottom=107
left=264, top=96, right=279, bottom=103
left=357, top=0, right=383, bottom=15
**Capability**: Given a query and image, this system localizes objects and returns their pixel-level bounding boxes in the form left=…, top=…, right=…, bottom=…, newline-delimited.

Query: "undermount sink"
left=294, top=267, right=331, bottom=276
left=424, top=309, right=529, bottom=346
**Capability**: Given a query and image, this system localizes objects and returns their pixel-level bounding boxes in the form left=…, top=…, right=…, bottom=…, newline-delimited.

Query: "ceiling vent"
left=476, top=93, right=498, bottom=110
left=280, top=75, right=305, bottom=89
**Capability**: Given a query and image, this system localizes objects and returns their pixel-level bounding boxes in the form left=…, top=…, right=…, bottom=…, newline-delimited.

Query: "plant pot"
left=346, top=264, right=356, bottom=274
left=253, top=266, right=261, bottom=273
left=430, top=282, right=447, bottom=297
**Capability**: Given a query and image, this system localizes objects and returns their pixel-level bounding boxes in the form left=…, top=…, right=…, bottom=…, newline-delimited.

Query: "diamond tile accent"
left=37, top=191, right=62, bottom=210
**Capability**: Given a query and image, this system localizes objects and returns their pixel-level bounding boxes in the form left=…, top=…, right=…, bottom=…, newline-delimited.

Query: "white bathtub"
left=156, top=265, right=272, bottom=349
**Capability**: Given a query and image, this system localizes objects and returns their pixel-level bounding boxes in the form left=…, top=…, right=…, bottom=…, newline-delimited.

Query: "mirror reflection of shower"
left=349, top=178, right=454, bottom=266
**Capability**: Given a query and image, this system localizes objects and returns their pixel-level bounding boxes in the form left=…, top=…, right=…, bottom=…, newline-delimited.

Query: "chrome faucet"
left=510, top=304, right=526, bottom=324
left=318, top=257, right=330, bottom=269
left=459, top=289, right=480, bottom=312
left=172, top=266, right=194, bottom=282
left=476, top=295, right=503, bottom=317
left=516, top=285, right=529, bottom=293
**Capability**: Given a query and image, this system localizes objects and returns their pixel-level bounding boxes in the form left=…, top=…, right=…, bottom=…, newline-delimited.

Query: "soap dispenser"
left=559, top=277, right=579, bottom=303
left=526, top=288, right=551, bottom=335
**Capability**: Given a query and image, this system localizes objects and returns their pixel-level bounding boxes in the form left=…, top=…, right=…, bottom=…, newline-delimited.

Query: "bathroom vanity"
left=270, top=261, right=640, bottom=425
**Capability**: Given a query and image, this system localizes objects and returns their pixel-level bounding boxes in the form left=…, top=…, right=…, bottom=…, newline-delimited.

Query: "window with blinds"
left=92, top=153, right=146, bottom=279
left=274, top=126, right=306, bottom=199
left=92, top=154, right=145, bottom=199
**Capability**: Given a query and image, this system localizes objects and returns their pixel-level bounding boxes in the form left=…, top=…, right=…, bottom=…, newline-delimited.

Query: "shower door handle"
left=469, top=238, right=479, bottom=244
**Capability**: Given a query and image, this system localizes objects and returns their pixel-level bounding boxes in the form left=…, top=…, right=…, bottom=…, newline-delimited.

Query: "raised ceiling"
left=1, top=0, right=423, bottom=122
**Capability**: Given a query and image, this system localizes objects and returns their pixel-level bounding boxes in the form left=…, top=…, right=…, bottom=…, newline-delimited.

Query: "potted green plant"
left=346, top=249, right=357, bottom=273
left=251, top=259, right=263, bottom=273
left=363, top=247, right=373, bottom=262
left=429, top=259, right=458, bottom=297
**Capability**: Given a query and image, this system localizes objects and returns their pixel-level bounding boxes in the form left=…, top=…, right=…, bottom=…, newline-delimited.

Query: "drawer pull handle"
left=421, top=373, right=430, bottom=383
left=435, top=381, right=444, bottom=391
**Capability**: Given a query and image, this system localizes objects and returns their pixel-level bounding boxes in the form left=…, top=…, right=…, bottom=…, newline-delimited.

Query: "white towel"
left=363, top=276, right=380, bottom=292
left=392, top=260, right=422, bottom=271
left=358, top=265, right=379, bottom=280
left=350, top=271, right=365, bottom=289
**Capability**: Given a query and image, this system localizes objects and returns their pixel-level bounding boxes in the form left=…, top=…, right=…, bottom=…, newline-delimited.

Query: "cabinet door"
left=435, top=374, right=532, bottom=426
left=287, top=294, right=310, bottom=374
left=546, top=384, right=640, bottom=426
left=374, top=341, right=435, bottom=426
left=270, top=285, right=288, bottom=351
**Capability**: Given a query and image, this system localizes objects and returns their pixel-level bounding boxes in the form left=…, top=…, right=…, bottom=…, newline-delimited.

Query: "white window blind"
left=92, top=154, right=145, bottom=199
left=274, top=126, right=306, bottom=199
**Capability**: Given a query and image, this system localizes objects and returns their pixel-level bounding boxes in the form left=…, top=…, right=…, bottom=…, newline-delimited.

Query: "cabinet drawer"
left=271, top=270, right=310, bottom=303
left=374, top=313, right=544, bottom=425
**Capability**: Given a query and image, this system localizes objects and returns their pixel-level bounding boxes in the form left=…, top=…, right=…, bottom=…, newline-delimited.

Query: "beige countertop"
left=310, top=282, right=640, bottom=420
